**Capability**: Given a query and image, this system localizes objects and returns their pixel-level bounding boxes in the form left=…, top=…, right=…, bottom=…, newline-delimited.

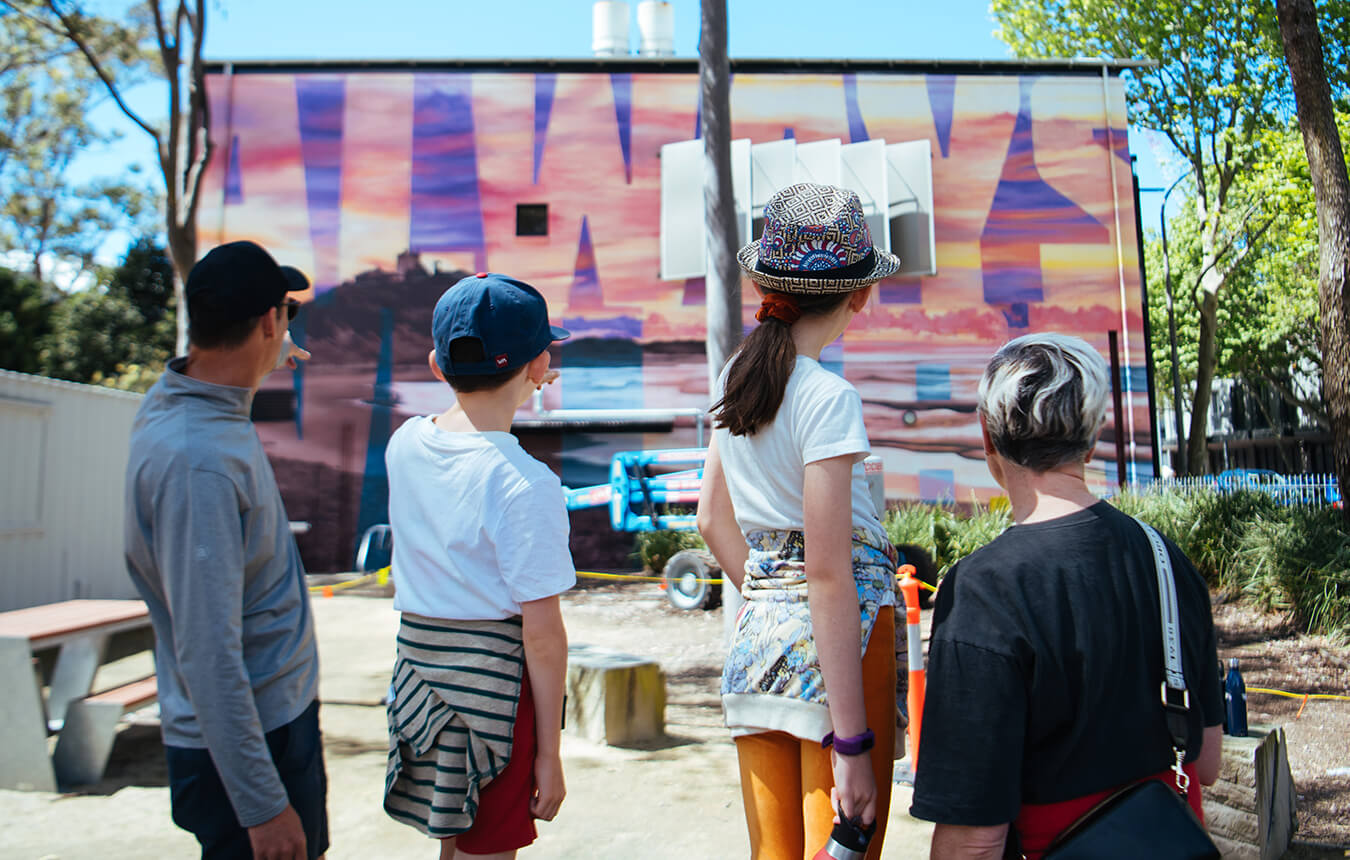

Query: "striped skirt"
left=383, top=613, right=525, bottom=838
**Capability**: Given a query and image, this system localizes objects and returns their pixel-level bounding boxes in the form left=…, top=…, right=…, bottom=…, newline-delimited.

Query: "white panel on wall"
left=659, top=138, right=706, bottom=280
left=886, top=139, right=937, bottom=277
left=729, top=138, right=752, bottom=250
left=840, top=139, right=891, bottom=254
left=0, top=397, right=48, bottom=532
left=794, top=139, right=841, bottom=187
left=750, top=139, right=796, bottom=240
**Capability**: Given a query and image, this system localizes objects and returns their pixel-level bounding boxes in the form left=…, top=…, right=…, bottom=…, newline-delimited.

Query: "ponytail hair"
left=710, top=288, right=858, bottom=436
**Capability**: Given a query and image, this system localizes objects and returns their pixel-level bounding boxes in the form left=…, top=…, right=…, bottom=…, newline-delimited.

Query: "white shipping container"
left=0, top=370, right=143, bottom=611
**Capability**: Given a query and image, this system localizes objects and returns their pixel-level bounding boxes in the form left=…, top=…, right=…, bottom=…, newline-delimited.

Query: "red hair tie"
left=756, top=293, right=801, bottom=325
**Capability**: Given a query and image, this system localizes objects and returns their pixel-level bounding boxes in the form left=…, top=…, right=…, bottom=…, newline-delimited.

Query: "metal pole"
left=1160, top=172, right=1189, bottom=475
left=1109, top=330, right=1128, bottom=489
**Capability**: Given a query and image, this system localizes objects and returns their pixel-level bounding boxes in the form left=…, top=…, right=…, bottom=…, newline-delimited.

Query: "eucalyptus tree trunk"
left=700, top=0, right=741, bottom=397
left=1276, top=0, right=1350, bottom=521
left=699, top=0, right=743, bottom=639
left=1186, top=258, right=1225, bottom=474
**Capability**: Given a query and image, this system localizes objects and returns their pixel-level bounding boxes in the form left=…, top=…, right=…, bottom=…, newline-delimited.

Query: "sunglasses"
left=280, top=298, right=300, bottom=321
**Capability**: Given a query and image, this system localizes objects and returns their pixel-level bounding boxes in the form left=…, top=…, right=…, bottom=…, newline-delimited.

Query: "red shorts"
left=456, top=666, right=538, bottom=853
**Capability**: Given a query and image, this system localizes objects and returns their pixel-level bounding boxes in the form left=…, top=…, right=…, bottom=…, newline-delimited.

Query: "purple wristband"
left=822, top=728, right=875, bottom=756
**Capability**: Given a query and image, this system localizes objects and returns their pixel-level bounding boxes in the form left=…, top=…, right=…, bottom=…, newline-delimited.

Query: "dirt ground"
left=0, top=582, right=933, bottom=860
left=1, top=580, right=1344, bottom=858
left=1211, top=599, right=1350, bottom=847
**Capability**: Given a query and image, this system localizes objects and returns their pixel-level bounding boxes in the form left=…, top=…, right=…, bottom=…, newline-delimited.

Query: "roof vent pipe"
left=592, top=1, right=631, bottom=57
left=636, top=1, right=675, bottom=57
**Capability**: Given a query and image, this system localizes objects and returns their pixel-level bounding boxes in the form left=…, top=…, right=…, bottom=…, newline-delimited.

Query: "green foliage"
left=1120, top=487, right=1349, bottom=639
left=881, top=493, right=1349, bottom=639
left=0, top=5, right=156, bottom=281
left=38, top=237, right=175, bottom=391
left=0, top=266, right=57, bottom=374
left=634, top=530, right=706, bottom=573
left=882, top=502, right=1012, bottom=576
left=883, top=503, right=939, bottom=561
left=1145, top=116, right=1350, bottom=432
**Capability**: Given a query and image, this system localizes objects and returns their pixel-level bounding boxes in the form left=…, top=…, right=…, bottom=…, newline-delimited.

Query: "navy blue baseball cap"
left=433, top=272, right=569, bottom=375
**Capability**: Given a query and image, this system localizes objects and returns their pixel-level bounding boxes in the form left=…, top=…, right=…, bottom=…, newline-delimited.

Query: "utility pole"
left=699, top=0, right=743, bottom=637
left=1160, top=172, right=1189, bottom=475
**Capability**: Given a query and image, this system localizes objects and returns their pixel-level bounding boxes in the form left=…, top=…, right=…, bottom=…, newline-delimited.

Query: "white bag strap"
left=1135, top=518, right=1192, bottom=794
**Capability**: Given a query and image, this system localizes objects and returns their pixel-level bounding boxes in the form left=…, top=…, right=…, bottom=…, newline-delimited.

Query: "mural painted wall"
left=199, top=65, right=1153, bottom=573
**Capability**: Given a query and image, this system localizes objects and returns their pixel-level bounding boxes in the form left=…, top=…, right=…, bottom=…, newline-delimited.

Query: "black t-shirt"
left=909, top=501, right=1222, bottom=827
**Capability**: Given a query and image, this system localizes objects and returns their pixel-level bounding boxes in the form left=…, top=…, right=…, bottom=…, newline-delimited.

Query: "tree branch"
left=37, top=0, right=160, bottom=142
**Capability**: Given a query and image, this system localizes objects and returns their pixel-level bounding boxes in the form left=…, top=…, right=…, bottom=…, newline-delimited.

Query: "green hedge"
left=883, top=490, right=1350, bottom=641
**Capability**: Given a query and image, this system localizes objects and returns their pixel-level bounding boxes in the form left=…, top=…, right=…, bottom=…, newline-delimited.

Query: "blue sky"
left=74, top=0, right=1181, bottom=266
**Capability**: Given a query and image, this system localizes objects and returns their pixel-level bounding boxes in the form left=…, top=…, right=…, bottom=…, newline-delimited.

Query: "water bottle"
left=812, top=808, right=874, bottom=860
left=1225, top=657, right=1248, bottom=737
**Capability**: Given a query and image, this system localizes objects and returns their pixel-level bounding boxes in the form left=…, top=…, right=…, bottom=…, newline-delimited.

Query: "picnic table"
left=0, top=599, right=155, bottom=791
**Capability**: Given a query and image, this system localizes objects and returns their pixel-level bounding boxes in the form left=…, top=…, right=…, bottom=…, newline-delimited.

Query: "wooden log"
left=565, top=644, right=665, bottom=746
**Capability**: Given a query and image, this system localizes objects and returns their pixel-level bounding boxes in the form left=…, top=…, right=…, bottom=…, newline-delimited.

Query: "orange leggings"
left=733, top=607, right=897, bottom=860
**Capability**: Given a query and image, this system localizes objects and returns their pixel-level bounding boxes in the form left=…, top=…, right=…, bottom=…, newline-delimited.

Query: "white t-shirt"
left=385, top=415, right=577, bottom=620
left=715, top=356, right=885, bottom=544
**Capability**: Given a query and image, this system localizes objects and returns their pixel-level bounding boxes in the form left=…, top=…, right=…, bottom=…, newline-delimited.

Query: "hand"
left=830, top=750, right=877, bottom=827
left=247, top=804, right=307, bottom=860
left=281, top=334, right=312, bottom=370
left=531, top=752, right=566, bottom=821
left=273, top=330, right=312, bottom=372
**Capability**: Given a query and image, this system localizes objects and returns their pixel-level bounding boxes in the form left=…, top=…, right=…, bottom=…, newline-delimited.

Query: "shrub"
left=882, top=501, right=1011, bottom=577
left=883, top=503, right=938, bottom=562
left=634, top=530, right=706, bottom=573
left=1233, top=506, right=1350, bottom=639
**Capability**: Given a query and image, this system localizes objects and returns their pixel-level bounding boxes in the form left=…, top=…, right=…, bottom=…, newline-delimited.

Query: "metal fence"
left=1131, top=474, right=1342, bottom=508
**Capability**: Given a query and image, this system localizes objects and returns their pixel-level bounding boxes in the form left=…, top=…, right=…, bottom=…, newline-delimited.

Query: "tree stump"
left=565, top=644, right=665, bottom=745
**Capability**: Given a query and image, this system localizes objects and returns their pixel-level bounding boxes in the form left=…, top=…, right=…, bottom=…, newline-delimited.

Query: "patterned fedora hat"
left=737, top=182, right=901, bottom=294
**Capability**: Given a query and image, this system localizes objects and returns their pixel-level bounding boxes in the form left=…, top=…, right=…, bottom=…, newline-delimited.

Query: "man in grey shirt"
left=125, top=240, right=326, bottom=860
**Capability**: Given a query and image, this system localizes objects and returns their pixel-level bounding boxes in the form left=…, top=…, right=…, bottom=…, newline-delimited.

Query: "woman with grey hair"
left=908, top=333, right=1224, bottom=860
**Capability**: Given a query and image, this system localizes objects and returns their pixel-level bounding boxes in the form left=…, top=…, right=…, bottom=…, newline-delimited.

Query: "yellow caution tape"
left=1248, top=686, right=1350, bottom=703
left=577, top=570, right=721, bottom=584
left=308, top=567, right=390, bottom=596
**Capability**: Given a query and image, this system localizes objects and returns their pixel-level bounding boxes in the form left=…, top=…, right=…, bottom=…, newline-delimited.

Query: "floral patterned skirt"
left=721, top=527, right=898, bottom=741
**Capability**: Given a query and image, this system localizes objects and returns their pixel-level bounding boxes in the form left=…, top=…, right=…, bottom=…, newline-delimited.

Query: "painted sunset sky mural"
left=200, top=63, right=1152, bottom=572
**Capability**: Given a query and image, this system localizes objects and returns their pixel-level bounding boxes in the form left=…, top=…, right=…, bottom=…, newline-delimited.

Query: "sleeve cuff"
left=803, top=438, right=869, bottom=465
left=235, top=792, right=290, bottom=829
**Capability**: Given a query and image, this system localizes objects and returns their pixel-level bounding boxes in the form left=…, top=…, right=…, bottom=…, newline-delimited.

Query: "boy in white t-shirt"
left=382, top=272, right=575, bottom=859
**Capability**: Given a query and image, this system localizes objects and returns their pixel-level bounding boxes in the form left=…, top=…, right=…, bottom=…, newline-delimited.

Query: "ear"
left=525, top=350, right=551, bottom=383
left=847, top=284, right=873, bottom=313
left=428, top=349, right=447, bottom=382
left=258, top=308, right=280, bottom=341
left=979, top=412, right=996, bottom=457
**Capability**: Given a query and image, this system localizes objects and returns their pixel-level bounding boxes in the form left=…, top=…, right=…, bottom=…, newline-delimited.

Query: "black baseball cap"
left=185, top=241, right=309, bottom=323
left=433, top=273, right=569, bottom=375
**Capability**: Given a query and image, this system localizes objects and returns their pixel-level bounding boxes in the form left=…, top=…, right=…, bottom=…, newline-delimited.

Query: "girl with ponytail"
left=697, top=184, right=903, bottom=860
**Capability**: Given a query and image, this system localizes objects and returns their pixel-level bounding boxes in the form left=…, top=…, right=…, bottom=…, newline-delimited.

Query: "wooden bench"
left=0, top=599, right=153, bottom=791
left=52, top=675, right=158, bottom=787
